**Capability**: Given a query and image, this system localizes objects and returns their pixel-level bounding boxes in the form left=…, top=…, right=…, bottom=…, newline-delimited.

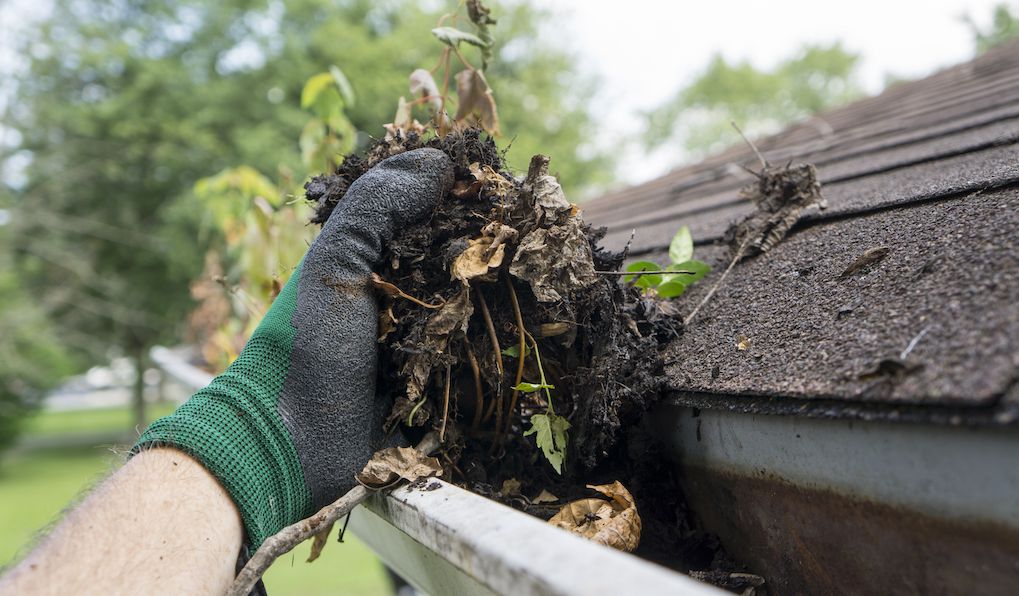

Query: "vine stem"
left=463, top=338, right=485, bottom=431
left=474, top=286, right=503, bottom=375
left=439, top=362, right=451, bottom=443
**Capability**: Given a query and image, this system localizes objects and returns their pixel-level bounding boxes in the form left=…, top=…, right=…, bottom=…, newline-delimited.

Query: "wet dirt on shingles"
left=306, top=129, right=750, bottom=588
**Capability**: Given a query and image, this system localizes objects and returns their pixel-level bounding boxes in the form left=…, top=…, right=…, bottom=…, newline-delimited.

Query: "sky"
left=530, top=0, right=1012, bottom=187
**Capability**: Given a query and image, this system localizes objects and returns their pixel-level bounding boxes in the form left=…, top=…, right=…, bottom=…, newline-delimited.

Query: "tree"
left=644, top=42, right=862, bottom=158
left=965, top=3, right=1019, bottom=54
left=3, top=0, right=609, bottom=428
left=0, top=213, right=78, bottom=452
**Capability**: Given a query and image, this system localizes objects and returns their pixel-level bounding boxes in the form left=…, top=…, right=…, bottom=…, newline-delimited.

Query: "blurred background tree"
left=2, top=0, right=608, bottom=436
left=643, top=42, right=863, bottom=157
left=965, top=3, right=1019, bottom=53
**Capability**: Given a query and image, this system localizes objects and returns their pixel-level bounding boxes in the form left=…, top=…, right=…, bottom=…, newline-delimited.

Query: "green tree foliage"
left=644, top=43, right=862, bottom=157
left=0, top=220, right=78, bottom=452
left=3, top=0, right=607, bottom=429
left=965, top=3, right=1019, bottom=54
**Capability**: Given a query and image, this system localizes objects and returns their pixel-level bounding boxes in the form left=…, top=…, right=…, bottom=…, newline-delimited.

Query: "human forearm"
left=0, top=448, right=242, bottom=595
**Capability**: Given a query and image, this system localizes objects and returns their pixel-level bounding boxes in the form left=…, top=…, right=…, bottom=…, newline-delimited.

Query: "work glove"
left=136, top=148, right=454, bottom=548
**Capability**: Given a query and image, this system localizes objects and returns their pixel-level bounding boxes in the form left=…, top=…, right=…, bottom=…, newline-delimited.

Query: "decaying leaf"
left=469, top=162, right=514, bottom=198
left=454, top=69, right=500, bottom=135
left=409, top=68, right=442, bottom=113
left=355, top=447, right=443, bottom=489
left=378, top=304, right=398, bottom=342
left=736, top=335, right=751, bottom=351
left=536, top=322, right=571, bottom=338
left=839, top=246, right=890, bottom=279
left=522, top=154, right=571, bottom=223
left=306, top=521, right=334, bottom=563
left=509, top=224, right=598, bottom=302
left=531, top=489, right=559, bottom=504
left=399, top=288, right=473, bottom=404
left=500, top=478, right=522, bottom=497
left=725, top=162, right=823, bottom=261
left=548, top=481, right=642, bottom=552
left=452, top=237, right=506, bottom=282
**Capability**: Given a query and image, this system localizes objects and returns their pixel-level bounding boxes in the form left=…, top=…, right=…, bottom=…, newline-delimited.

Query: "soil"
left=306, top=129, right=754, bottom=591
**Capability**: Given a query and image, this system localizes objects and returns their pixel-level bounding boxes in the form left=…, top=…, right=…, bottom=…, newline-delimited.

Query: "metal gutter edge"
left=654, top=404, right=1019, bottom=595
left=349, top=479, right=725, bottom=596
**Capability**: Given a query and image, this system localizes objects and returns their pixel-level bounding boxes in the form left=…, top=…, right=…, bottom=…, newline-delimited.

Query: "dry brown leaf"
left=548, top=481, right=641, bottom=552
left=736, top=335, right=751, bottom=351
left=409, top=68, right=442, bottom=113
left=378, top=304, right=398, bottom=342
left=531, top=489, right=559, bottom=504
left=536, top=322, right=571, bottom=338
left=454, top=69, right=500, bottom=135
left=355, top=447, right=443, bottom=489
left=306, top=521, right=334, bottom=563
left=469, top=162, right=514, bottom=198
left=452, top=237, right=505, bottom=282
left=500, top=478, right=522, bottom=497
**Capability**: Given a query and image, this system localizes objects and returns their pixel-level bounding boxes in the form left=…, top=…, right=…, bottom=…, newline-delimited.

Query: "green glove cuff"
left=135, top=261, right=313, bottom=548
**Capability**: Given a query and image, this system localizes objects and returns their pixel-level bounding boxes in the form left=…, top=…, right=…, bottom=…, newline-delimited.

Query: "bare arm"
left=0, top=448, right=242, bottom=595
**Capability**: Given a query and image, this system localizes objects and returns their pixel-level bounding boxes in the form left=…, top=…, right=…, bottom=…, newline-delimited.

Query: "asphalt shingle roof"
left=584, top=41, right=1019, bottom=422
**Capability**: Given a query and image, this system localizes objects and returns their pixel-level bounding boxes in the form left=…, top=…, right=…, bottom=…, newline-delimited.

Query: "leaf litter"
left=307, top=128, right=758, bottom=587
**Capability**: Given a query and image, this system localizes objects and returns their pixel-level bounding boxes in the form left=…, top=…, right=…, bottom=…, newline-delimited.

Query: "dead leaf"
left=725, top=162, right=823, bottom=261
left=839, top=246, right=890, bottom=279
left=736, top=335, right=751, bottom=351
left=509, top=223, right=598, bottom=302
left=531, top=489, right=559, bottom=504
left=355, top=447, right=443, bottom=489
left=409, top=68, right=442, bottom=113
left=469, top=162, right=514, bottom=198
left=378, top=303, right=398, bottom=342
left=536, top=322, right=571, bottom=338
left=500, top=478, right=522, bottom=497
left=306, top=521, right=334, bottom=563
left=452, top=237, right=506, bottom=282
left=548, top=481, right=641, bottom=552
left=454, top=69, right=500, bottom=135
left=400, top=288, right=474, bottom=404
left=523, top=154, right=571, bottom=223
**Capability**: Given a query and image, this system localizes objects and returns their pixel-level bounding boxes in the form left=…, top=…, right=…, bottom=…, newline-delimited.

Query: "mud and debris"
left=724, top=162, right=824, bottom=260
left=308, top=129, right=753, bottom=590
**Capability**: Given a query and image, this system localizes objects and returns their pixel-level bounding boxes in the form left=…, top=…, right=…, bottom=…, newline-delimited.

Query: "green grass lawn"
left=1, top=406, right=392, bottom=595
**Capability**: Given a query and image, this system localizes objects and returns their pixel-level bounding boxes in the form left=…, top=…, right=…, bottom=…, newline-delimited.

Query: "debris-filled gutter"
left=655, top=397, right=1019, bottom=596
left=150, top=347, right=723, bottom=595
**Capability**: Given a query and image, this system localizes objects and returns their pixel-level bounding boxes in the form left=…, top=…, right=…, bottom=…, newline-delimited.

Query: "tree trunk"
left=132, top=348, right=147, bottom=432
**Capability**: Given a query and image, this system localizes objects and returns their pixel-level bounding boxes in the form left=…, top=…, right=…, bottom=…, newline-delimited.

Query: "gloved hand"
left=136, top=148, right=454, bottom=548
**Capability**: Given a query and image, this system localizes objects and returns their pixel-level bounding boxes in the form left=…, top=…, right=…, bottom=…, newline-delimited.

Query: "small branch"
left=475, top=286, right=503, bottom=375
left=732, top=121, right=768, bottom=170
left=226, top=485, right=370, bottom=596
left=683, top=238, right=749, bottom=326
left=439, top=362, right=451, bottom=443
left=227, top=435, right=441, bottom=595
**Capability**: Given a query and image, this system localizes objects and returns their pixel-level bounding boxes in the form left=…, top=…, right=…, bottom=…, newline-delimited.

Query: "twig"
left=900, top=326, right=931, bottom=360
left=732, top=121, right=768, bottom=170
left=474, top=286, right=503, bottom=375
left=227, top=435, right=440, bottom=595
left=371, top=273, right=445, bottom=309
left=501, top=276, right=527, bottom=440
left=439, top=362, right=451, bottom=442
left=226, top=485, right=370, bottom=596
left=463, top=338, right=485, bottom=431
left=683, top=238, right=750, bottom=327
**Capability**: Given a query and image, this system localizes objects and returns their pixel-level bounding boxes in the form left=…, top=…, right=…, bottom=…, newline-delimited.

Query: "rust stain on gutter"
left=680, top=465, right=1019, bottom=595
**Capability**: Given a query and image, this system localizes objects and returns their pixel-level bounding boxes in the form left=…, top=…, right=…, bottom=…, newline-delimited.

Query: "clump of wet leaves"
left=306, top=129, right=677, bottom=495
